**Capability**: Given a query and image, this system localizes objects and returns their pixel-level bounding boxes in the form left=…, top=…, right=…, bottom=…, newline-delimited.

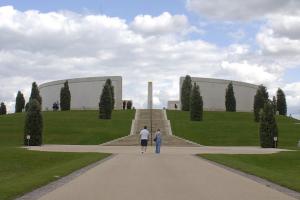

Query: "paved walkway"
left=26, top=145, right=296, bottom=200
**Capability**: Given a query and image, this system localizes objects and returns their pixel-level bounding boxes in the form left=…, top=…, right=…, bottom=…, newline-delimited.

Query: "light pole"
left=274, top=136, right=278, bottom=148
left=26, top=135, right=31, bottom=147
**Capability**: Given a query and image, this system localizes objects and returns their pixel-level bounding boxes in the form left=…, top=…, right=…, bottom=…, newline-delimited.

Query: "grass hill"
left=1, top=110, right=135, bottom=146
left=0, top=110, right=134, bottom=200
left=167, top=110, right=300, bottom=148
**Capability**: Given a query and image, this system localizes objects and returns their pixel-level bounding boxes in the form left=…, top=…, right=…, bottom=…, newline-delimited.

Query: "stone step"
left=103, top=134, right=199, bottom=146
left=104, top=109, right=199, bottom=147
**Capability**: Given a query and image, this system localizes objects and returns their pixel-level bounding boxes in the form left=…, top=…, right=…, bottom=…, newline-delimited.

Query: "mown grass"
left=168, top=110, right=300, bottom=192
left=0, top=147, right=109, bottom=200
left=0, top=110, right=134, bottom=200
left=167, top=110, right=300, bottom=148
left=200, top=151, right=300, bottom=192
left=1, top=110, right=135, bottom=146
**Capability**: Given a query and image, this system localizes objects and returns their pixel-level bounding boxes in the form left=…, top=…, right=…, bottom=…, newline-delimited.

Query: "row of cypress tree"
left=181, top=75, right=203, bottom=121
left=181, top=76, right=237, bottom=114
left=254, top=85, right=287, bottom=122
left=181, top=75, right=287, bottom=118
left=254, top=85, right=281, bottom=148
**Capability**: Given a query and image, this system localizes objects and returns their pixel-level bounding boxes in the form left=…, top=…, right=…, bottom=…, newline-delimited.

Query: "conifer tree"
left=190, top=83, right=203, bottom=121
left=259, top=100, right=278, bottom=148
left=272, top=96, right=277, bottom=115
left=123, top=101, right=126, bottom=110
left=24, top=99, right=43, bottom=146
left=127, top=101, right=132, bottom=109
left=99, top=83, right=113, bottom=119
left=181, top=75, right=192, bottom=111
left=225, top=82, right=236, bottom=112
left=0, top=102, right=7, bottom=115
left=60, top=81, right=71, bottom=111
left=25, top=102, right=29, bottom=112
left=253, top=85, right=269, bottom=122
left=105, top=79, right=115, bottom=110
left=276, top=88, right=287, bottom=116
left=15, top=91, right=25, bottom=113
left=30, top=82, right=42, bottom=105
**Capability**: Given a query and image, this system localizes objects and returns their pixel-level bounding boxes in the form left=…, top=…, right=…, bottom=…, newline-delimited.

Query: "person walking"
left=154, top=128, right=162, bottom=154
left=139, top=126, right=149, bottom=154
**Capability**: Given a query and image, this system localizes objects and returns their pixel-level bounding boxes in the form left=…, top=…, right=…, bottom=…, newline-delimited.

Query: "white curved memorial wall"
left=39, top=76, right=122, bottom=111
left=179, top=77, right=258, bottom=112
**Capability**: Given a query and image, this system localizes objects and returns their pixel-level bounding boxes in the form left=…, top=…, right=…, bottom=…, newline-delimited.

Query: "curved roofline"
left=180, top=76, right=258, bottom=89
left=39, top=76, right=122, bottom=89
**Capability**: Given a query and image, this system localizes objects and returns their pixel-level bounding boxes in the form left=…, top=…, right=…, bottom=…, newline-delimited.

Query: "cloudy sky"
left=0, top=0, right=300, bottom=116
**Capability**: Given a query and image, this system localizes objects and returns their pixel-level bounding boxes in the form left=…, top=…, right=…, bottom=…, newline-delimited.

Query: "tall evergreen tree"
left=225, top=82, right=236, bottom=112
left=25, top=102, right=29, bottom=112
left=24, top=99, right=43, bottom=146
left=253, top=85, right=269, bottom=122
left=181, top=75, right=193, bottom=111
left=99, top=83, right=113, bottom=119
left=30, top=82, right=42, bottom=105
left=127, top=100, right=132, bottom=109
left=15, top=91, right=25, bottom=113
left=0, top=102, right=7, bottom=115
left=272, top=96, right=277, bottom=115
left=276, top=88, right=287, bottom=116
left=60, top=81, right=71, bottom=111
left=105, top=79, right=115, bottom=110
left=190, top=83, right=203, bottom=121
left=259, top=100, right=278, bottom=148
left=123, top=101, right=126, bottom=110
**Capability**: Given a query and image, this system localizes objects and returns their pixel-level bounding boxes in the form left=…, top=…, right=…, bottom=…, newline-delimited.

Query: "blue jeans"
left=155, top=142, right=161, bottom=154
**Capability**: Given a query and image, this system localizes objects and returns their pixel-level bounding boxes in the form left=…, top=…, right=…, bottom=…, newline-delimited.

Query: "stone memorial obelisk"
left=148, top=82, right=153, bottom=109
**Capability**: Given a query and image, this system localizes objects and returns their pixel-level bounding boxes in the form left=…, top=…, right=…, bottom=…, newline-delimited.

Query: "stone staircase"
left=102, top=109, right=199, bottom=146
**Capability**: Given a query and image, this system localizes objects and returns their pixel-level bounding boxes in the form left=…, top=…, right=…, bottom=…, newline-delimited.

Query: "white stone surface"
left=179, top=77, right=258, bottom=112
left=39, top=76, right=122, bottom=111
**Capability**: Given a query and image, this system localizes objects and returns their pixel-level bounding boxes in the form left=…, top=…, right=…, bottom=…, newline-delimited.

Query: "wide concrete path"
left=28, top=145, right=295, bottom=200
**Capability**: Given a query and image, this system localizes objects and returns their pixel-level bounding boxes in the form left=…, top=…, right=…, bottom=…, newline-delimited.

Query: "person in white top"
left=139, top=126, right=149, bottom=154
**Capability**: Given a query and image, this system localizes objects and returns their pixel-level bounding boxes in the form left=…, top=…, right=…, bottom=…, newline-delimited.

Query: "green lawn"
left=0, top=110, right=134, bottom=200
left=167, top=110, right=300, bottom=148
left=168, top=110, right=300, bottom=193
left=0, top=147, right=109, bottom=200
left=200, top=151, right=300, bottom=192
left=1, top=110, right=135, bottom=146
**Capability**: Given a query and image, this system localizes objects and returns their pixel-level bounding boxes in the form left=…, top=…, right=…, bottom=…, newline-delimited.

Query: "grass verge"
left=200, top=151, right=300, bottom=192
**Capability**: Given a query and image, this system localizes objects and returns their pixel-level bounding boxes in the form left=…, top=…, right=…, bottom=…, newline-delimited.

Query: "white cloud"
left=186, top=0, right=300, bottom=21
left=0, top=6, right=299, bottom=115
left=220, top=61, right=280, bottom=84
left=131, top=12, right=188, bottom=35
left=0, top=6, right=222, bottom=112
